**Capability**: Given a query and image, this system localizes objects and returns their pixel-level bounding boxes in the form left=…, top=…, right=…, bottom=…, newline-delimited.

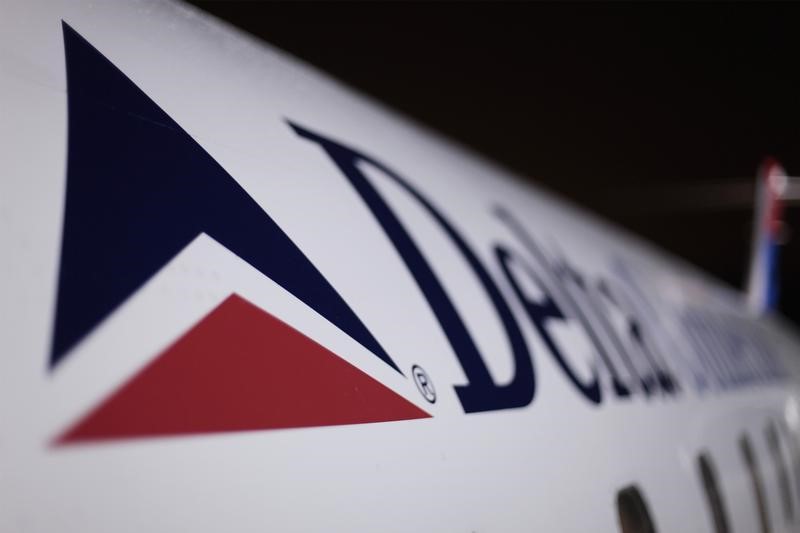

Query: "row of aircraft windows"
left=617, top=419, right=798, bottom=533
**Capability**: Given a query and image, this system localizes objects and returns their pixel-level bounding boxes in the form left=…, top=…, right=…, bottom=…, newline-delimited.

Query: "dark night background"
left=190, top=2, right=800, bottom=327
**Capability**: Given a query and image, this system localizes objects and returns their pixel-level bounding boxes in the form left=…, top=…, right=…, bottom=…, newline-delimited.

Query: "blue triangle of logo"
left=52, top=22, right=399, bottom=373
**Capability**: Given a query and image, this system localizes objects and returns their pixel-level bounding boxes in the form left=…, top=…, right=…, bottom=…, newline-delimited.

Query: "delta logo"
left=53, top=24, right=431, bottom=444
left=54, top=22, right=694, bottom=445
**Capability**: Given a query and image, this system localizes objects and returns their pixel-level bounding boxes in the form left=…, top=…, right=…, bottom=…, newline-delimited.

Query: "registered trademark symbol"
left=412, top=365, right=436, bottom=404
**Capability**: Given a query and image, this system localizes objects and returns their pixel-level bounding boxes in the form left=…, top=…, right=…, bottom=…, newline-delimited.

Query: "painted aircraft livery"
left=2, top=2, right=800, bottom=532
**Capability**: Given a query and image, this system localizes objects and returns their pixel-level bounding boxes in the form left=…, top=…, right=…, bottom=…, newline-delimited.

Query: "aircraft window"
left=776, top=420, right=800, bottom=509
left=766, top=421, right=794, bottom=522
left=741, top=434, right=772, bottom=533
left=616, top=485, right=657, bottom=533
left=698, top=452, right=731, bottom=533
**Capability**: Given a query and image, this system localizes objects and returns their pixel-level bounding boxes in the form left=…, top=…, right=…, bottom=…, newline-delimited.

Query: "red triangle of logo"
left=56, top=294, right=429, bottom=444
